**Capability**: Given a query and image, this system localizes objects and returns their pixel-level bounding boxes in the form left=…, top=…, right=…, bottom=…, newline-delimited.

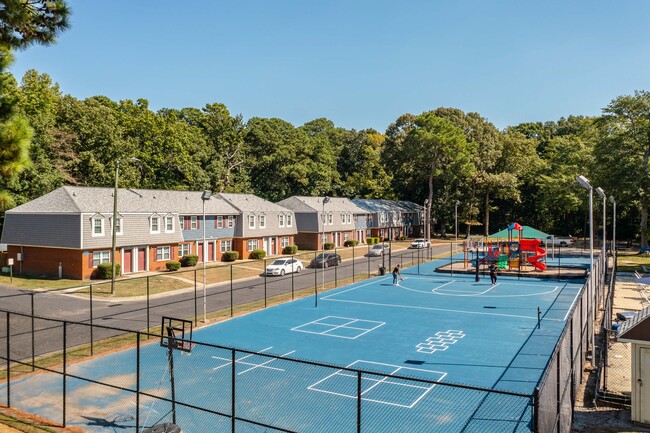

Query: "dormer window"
left=328, top=214, right=333, bottom=225
left=248, top=214, right=255, bottom=229
left=346, top=214, right=351, bottom=224
left=190, top=216, right=198, bottom=230
left=110, top=216, right=123, bottom=236
left=287, top=214, right=292, bottom=227
left=259, top=214, right=266, bottom=229
left=228, top=215, right=235, bottom=228
left=279, top=214, right=285, bottom=228
left=165, top=215, right=175, bottom=233
left=91, top=215, right=104, bottom=237
left=150, top=215, right=161, bottom=234
left=341, top=214, right=346, bottom=224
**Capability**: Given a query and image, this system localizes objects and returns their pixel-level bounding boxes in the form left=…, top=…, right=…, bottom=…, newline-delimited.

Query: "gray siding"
left=355, top=214, right=369, bottom=230
left=181, top=215, right=236, bottom=241
left=1, top=213, right=81, bottom=248
left=240, top=211, right=297, bottom=238
left=82, top=213, right=184, bottom=249
left=294, top=212, right=318, bottom=232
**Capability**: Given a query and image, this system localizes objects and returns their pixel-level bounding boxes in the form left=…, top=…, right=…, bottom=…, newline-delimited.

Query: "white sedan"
left=409, top=238, right=431, bottom=249
left=367, top=244, right=390, bottom=256
left=265, top=258, right=303, bottom=276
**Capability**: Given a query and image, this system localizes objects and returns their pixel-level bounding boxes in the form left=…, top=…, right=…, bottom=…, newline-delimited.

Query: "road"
left=0, top=245, right=453, bottom=360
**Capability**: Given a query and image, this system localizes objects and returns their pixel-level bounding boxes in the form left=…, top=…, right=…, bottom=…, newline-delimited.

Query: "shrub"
left=344, top=239, right=359, bottom=247
left=367, top=237, right=378, bottom=245
left=179, top=254, right=199, bottom=267
left=323, top=242, right=335, bottom=250
left=283, top=245, right=298, bottom=254
left=166, top=261, right=181, bottom=271
left=96, top=263, right=120, bottom=279
left=399, top=235, right=407, bottom=241
left=250, top=249, right=266, bottom=259
left=222, top=251, right=239, bottom=262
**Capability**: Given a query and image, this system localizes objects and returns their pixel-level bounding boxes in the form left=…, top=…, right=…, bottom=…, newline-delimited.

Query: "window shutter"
left=88, top=253, right=93, bottom=268
left=197, top=218, right=201, bottom=229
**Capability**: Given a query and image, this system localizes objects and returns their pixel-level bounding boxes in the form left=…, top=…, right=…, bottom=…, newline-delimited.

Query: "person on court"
left=489, top=263, right=497, bottom=285
left=392, top=264, right=402, bottom=285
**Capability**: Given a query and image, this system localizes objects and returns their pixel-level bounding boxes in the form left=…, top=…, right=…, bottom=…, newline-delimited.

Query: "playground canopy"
left=488, top=225, right=550, bottom=240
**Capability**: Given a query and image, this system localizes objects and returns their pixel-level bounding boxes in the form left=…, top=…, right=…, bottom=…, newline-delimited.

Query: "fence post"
left=533, top=387, right=540, bottom=433
left=357, top=370, right=362, bottom=433
left=63, top=321, right=67, bottom=427
left=89, top=284, right=94, bottom=356
left=367, top=245, right=370, bottom=276
left=417, top=247, right=420, bottom=274
left=291, top=254, right=295, bottom=300
left=450, top=243, right=453, bottom=276
left=335, top=247, right=338, bottom=287
left=194, top=269, right=198, bottom=326
left=6, top=311, right=10, bottom=407
left=31, top=292, right=35, bottom=369
left=314, top=251, right=318, bottom=296
left=136, top=332, right=141, bottom=431
left=556, top=343, right=561, bottom=433
left=230, top=265, right=234, bottom=317
left=146, top=276, right=150, bottom=339
left=231, top=349, right=236, bottom=432
left=264, top=258, right=267, bottom=308
left=352, top=245, right=355, bottom=283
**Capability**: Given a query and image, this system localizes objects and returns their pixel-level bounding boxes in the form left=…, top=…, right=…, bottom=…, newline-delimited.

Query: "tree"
left=596, top=91, right=650, bottom=245
left=0, top=0, right=70, bottom=49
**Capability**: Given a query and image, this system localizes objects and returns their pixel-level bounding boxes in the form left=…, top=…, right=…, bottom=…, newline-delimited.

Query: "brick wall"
left=7, top=245, right=85, bottom=279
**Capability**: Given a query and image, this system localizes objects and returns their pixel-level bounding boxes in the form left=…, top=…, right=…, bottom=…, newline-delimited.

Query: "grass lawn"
left=616, top=251, right=650, bottom=272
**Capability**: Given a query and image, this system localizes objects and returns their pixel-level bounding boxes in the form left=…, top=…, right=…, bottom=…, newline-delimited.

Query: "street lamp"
left=454, top=200, right=460, bottom=242
left=609, top=196, right=616, bottom=256
left=111, top=157, right=140, bottom=295
left=201, top=190, right=212, bottom=322
left=317, top=196, right=330, bottom=307
left=596, top=187, right=606, bottom=258
left=424, top=199, right=429, bottom=240
left=577, top=175, right=594, bottom=362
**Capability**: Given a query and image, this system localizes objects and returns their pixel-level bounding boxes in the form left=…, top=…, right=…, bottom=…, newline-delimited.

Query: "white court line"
left=237, top=350, right=296, bottom=375
left=320, top=278, right=381, bottom=300
left=324, top=297, right=564, bottom=321
left=563, top=288, right=579, bottom=322
left=431, top=283, right=499, bottom=296
left=399, top=281, right=560, bottom=298
left=319, top=319, right=360, bottom=333
left=211, top=346, right=273, bottom=371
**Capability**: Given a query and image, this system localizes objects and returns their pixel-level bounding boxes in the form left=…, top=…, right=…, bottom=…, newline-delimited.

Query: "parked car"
left=409, top=238, right=431, bottom=249
left=367, top=244, right=390, bottom=257
left=265, top=258, right=303, bottom=276
left=310, top=253, right=342, bottom=268
left=541, top=237, right=575, bottom=247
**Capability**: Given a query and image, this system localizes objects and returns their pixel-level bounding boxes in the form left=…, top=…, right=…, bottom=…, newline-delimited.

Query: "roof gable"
left=618, top=306, right=650, bottom=343
left=278, top=196, right=367, bottom=214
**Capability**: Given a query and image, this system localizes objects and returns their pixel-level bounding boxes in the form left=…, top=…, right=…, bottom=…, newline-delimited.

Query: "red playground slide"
left=527, top=245, right=547, bottom=271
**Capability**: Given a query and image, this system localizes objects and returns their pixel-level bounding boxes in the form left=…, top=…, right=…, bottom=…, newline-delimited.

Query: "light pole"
left=111, top=157, right=140, bottom=295
left=454, top=200, right=460, bottom=242
left=424, top=199, right=429, bottom=240
left=596, top=187, right=606, bottom=257
left=317, top=196, right=330, bottom=307
left=201, top=190, right=212, bottom=322
left=577, top=175, right=594, bottom=362
left=609, top=196, right=616, bottom=256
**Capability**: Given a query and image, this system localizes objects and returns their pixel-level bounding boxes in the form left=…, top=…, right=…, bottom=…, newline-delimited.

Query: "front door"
left=137, top=248, right=146, bottom=271
left=271, top=237, right=276, bottom=255
left=208, top=242, right=215, bottom=262
left=198, top=243, right=205, bottom=262
left=640, top=347, right=650, bottom=423
left=263, top=237, right=270, bottom=255
left=123, top=249, right=133, bottom=273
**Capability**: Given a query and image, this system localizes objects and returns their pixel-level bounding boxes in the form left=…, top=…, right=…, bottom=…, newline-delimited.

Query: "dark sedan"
left=310, top=253, right=342, bottom=268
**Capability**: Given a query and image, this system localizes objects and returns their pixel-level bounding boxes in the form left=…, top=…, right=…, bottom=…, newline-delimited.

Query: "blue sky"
left=10, top=1, right=650, bottom=131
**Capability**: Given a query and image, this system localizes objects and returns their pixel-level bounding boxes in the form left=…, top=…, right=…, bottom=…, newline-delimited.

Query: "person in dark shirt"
left=489, top=263, right=497, bottom=285
left=392, top=264, right=402, bottom=285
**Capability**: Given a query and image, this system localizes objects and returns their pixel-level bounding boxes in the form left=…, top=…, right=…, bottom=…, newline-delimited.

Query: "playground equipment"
left=463, top=223, right=547, bottom=271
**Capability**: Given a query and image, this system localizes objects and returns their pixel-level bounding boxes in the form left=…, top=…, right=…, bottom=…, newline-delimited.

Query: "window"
left=341, top=214, right=346, bottom=224
left=92, top=250, right=111, bottom=267
left=354, top=214, right=358, bottom=223
left=247, top=239, right=259, bottom=251
left=248, top=215, right=255, bottom=229
left=150, top=216, right=160, bottom=233
left=279, top=214, right=285, bottom=227
left=156, top=246, right=171, bottom=261
left=217, top=216, right=223, bottom=228
left=179, top=243, right=191, bottom=257
left=259, top=215, right=266, bottom=229
left=281, top=237, right=290, bottom=248
left=109, top=217, right=123, bottom=235
left=92, top=216, right=104, bottom=236
left=228, top=215, right=235, bottom=228
left=190, top=216, right=198, bottom=230
left=165, top=216, right=174, bottom=232
left=347, top=214, right=351, bottom=224
left=328, top=214, right=333, bottom=225
left=220, top=240, right=232, bottom=253
left=344, top=233, right=350, bottom=241
left=287, top=214, right=292, bottom=227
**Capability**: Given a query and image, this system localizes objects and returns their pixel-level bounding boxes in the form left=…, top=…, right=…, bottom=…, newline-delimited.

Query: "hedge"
left=344, top=239, right=359, bottom=247
left=367, top=237, right=378, bottom=245
left=166, top=261, right=181, bottom=271
left=180, top=254, right=199, bottom=267
left=250, top=249, right=266, bottom=259
left=96, top=263, right=120, bottom=279
left=323, top=242, right=335, bottom=250
left=283, top=245, right=298, bottom=254
left=222, top=251, right=239, bottom=262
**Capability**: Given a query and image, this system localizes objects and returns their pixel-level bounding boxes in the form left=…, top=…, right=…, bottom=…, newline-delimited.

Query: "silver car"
left=367, top=244, right=390, bottom=256
left=409, top=238, right=431, bottom=249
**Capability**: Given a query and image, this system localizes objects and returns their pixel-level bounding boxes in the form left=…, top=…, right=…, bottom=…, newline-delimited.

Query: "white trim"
left=164, top=215, right=175, bottom=233
left=150, top=215, right=161, bottom=234
left=91, top=215, right=105, bottom=237
left=287, top=214, right=293, bottom=227
left=259, top=214, right=266, bottom=229
left=248, top=214, right=256, bottom=229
